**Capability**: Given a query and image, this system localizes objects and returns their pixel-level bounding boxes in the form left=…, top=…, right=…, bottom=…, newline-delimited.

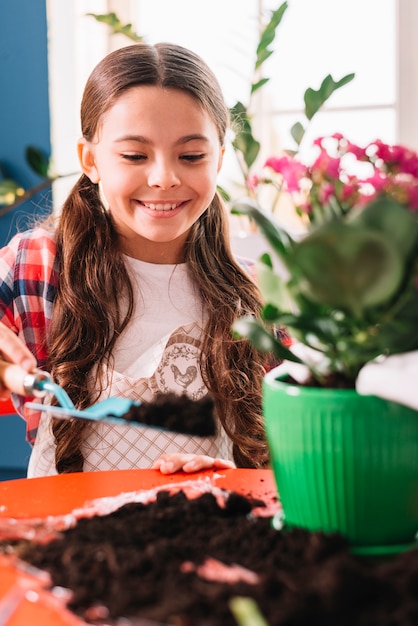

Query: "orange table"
left=0, top=469, right=278, bottom=626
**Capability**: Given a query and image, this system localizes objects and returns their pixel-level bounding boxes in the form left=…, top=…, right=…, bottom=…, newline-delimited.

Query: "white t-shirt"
left=27, top=257, right=233, bottom=477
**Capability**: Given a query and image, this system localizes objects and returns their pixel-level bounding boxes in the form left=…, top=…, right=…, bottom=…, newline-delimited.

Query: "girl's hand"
left=153, top=453, right=235, bottom=474
left=356, top=351, right=418, bottom=411
left=0, top=324, right=37, bottom=399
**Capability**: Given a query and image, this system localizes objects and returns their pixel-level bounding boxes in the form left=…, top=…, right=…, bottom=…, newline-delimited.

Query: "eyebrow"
left=113, top=134, right=210, bottom=145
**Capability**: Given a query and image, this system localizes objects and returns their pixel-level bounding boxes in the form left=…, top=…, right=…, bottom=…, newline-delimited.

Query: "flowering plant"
left=232, top=134, right=418, bottom=386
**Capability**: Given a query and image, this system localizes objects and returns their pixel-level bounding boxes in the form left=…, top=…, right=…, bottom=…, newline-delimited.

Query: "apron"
left=27, top=323, right=233, bottom=477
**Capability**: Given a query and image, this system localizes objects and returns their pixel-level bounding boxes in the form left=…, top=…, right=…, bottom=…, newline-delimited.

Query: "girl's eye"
left=121, top=154, right=146, bottom=161
left=180, top=154, right=205, bottom=162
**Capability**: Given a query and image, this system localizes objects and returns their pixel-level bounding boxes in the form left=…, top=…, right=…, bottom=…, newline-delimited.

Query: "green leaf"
left=261, top=302, right=281, bottom=321
left=233, top=316, right=303, bottom=363
left=251, top=77, right=270, bottom=95
left=255, top=255, right=297, bottom=316
left=231, top=200, right=295, bottom=262
left=293, top=222, right=404, bottom=316
left=25, top=146, right=50, bottom=178
left=230, top=102, right=261, bottom=169
left=255, top=2, right=288, bottom=70
left=290, top=121, right=305, bottom=146
left=304, top=73, right=355, bottom=120
left=259, top=252, right=273, bottom=269
left=230, top=100, right=247, bottom=122
left=86, top=13, right=142, bottom=41
left=374, top=286, right=418, bottom=354
left=272, top=311, right=343, bottom=345
left=255, top=48, right=273, bottom=68
left=352, top=195, right=418, bottom=257
left=216, top=185, right=231, bottom=202
left=233, top=133, right=260, bottom=170
left=256, top=257, right=285, bottom=309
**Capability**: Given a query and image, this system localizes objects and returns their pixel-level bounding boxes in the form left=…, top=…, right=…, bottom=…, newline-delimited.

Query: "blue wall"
left=0, top=0, right=51, bottom=248
left=0, top=0, right=50, bottom=478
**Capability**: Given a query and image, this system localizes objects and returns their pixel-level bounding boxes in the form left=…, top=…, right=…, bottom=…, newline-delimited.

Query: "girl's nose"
left=147, top=159, right=181, bottom=189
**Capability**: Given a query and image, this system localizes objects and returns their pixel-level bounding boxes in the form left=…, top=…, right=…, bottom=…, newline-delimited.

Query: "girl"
left=0, top=43, right=269, bottom=477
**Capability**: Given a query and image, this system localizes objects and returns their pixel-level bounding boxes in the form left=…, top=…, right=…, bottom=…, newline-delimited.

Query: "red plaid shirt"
left=0, top=228, right=59, bottom=442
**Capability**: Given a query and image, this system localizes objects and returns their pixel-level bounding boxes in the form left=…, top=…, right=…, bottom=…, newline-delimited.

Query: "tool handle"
left=22, top=369, right=53, bottom=397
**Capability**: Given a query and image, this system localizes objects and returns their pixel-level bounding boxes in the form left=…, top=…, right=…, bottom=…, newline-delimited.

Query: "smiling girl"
left=0, top=43, right=269, bottom=476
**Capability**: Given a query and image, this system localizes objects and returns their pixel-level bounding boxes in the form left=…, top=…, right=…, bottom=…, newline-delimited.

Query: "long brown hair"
left=47, top=43, right=269, bottom=472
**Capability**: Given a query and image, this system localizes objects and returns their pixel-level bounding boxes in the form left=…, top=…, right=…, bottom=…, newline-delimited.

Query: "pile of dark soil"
left=14, top=489, right=418, bottom=626
left=121, top=393, right=216, bottom=436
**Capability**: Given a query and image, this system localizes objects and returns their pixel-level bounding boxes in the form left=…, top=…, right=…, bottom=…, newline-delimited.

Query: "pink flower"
left=361, top=171, right=387, bottom=194
left=346, top=141, right=368, bottom=160
left=313, top=136, right=325, bottom=147
left=246, top=174, right=260, bottom=191
left=317, top=181, right=335, bottom=204
left=264, top=156, right=307, bottom=192
left=264, top=156, right=289, bottom=173
left=311, top=150, right=341, bottom=180
left=298, top=200, right=312, bottom=214
left=340, top=181, right=360, bottom=205
left=259, top=135, right=418, bottom=220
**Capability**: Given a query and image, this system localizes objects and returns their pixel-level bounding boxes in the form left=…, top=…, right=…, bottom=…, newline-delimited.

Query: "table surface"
left=0, top=467, right=277, bottom=518
left=0, top=468, right=278, bottom=626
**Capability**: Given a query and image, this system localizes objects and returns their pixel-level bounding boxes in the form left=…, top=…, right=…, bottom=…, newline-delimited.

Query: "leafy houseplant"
left=233, top=133, right=418, bottom=386
left=232, top=134, right=418, bottom=553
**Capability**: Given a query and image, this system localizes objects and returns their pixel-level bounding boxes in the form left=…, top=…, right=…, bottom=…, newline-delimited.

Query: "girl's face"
left=78, top=86, right=224, bottom=263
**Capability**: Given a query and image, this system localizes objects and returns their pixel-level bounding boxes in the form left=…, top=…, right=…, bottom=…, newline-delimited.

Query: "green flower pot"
left=263, top=367, right=418, bottom=555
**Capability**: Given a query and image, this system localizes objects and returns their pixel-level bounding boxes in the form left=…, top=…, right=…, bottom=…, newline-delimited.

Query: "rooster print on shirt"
left=153, top=326, right=205, bottom=400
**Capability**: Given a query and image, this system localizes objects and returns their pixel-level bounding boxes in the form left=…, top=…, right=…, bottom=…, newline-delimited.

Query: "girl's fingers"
left=153, top=454, right=235, bottom=474
left=0, top=325, right=37, bottom=397
left=0, top=361, right=29, bottom=397
left=212, top=458, right=236, bottom=469
left=181, top=457, right=235, bottom=473
left=0, top=324, right=36, bottom=370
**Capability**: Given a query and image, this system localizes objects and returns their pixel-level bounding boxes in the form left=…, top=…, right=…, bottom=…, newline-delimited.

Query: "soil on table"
left=12, top=489, right=418, bottom=626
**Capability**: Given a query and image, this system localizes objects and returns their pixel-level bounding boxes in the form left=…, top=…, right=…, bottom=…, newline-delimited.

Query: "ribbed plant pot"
left=263, top=367, right=418, bottom=555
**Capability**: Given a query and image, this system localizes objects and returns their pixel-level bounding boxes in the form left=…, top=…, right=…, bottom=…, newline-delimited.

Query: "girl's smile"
left=140, top=201, right=185, bottom=212
left=78, top=86, right=224, bottom=263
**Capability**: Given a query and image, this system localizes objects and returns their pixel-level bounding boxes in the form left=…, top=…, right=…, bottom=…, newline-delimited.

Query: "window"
left=46, top=0, right=415, bottom=220
left=262, top=0, right=396, bottom=145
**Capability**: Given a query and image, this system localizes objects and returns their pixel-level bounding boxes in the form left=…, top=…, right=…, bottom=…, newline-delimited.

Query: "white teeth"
left=143, top=202, right=180, bottom=211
